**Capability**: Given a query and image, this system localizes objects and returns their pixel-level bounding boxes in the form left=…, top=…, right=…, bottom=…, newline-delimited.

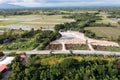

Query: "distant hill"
left=0, top=3, right=25, bottom=9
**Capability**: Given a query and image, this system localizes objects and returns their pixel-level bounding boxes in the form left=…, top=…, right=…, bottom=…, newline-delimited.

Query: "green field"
left=85, top=27, right=120, bottom=40
left=0, top=20, right=20, bottom=26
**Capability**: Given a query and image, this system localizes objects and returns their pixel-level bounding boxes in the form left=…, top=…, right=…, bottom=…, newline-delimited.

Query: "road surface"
left=3, top=50, right=120, bottom=56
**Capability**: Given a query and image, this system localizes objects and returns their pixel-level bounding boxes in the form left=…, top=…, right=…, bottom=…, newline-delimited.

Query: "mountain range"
left=0, top=3, right=25, bottom=9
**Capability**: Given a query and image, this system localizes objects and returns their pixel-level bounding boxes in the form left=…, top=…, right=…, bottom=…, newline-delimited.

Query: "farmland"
left=1, top=7, right=120, bottom=80
left=0, top=20, right=20, bottom=26
left=0, top=15, right=74, bottom=30
left=85, top=27, right=120, bottom=41
left=0, top=8, right=120, bottom=51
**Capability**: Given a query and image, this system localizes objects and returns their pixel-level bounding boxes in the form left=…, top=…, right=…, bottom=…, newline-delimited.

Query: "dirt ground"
left=51, top=31, right=119, bottom=47
left=50, top=31, right=86, bottom=44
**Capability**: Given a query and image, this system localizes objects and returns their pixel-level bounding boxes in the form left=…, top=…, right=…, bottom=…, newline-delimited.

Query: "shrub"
left=0, top=51, right=4, bottom=57
left=60, top=58, right=79, bottom=69
left=8, top=52, right=16, bottom=56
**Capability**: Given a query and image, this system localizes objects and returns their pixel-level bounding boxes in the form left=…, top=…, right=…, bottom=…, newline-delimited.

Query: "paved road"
left=3, top=50, right=120, bottom=56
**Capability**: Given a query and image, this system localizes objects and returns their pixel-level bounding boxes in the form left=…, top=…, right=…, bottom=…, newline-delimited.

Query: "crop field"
left=0, top=20, right=20, bottom=26
left=2, top=23, right=56, bottom=30
left=31, top=19, right=73, bottom=23
left=85, top=27, right=120, bottom=40
left=0, top=15, right=74, bottom=30
left=96, top=12, right=120, bottom=26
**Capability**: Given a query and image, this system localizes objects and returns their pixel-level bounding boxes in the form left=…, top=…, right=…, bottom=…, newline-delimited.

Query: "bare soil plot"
left=92, top=45, right=120, bottom=52
left=51, top=31, right=119, bottom=50
left=51, top=31, right=86, bottom=44
left=87, top=38, right=119, bottom=47
left=65, top=44, right=89, bottom=50
left=44, top=44, right=62, bottom=50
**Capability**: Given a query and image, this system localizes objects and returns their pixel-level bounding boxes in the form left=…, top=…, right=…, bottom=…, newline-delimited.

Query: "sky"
left=0, top=0, right=120, bottom=7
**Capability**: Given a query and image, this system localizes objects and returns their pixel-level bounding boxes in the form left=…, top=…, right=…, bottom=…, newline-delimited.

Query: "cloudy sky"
left=0, top=0, right=120, bottom=7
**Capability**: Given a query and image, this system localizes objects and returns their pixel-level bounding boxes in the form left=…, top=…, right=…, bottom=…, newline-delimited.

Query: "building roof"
left=0, top=64, right=7, bottom=72
left=20, top=55, right=27, bottom=59
left=0, top=57, right=14, bottom=64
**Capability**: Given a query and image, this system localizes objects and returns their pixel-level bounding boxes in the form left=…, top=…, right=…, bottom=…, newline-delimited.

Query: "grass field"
left=85, top=27, right=120, bottom=40
left=0, top=20, right=20, bottom=26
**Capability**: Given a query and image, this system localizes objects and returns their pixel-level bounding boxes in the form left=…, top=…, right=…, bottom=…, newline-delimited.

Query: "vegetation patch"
left=0, top=51, right=4, bottom=59
left=0, top=29, right=61, bottom=50
left=93, top=45, right=120, bottom=52
left=7, top=54, right=120, bottom=80
left=85, top=27, right=120, bottom=40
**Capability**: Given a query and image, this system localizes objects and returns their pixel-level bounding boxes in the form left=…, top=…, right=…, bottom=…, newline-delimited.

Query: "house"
left=0, top=64, right=7, bottom=73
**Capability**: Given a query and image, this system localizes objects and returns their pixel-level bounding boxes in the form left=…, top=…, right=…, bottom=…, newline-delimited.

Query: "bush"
left=118, top=21, right=120, bottom=25
left=117, top=36, right=120, bottom=42
left=60, top=58, right=79, bottom=69
left=0, top=51, right=4, bottom=57
left=8, top=52, right=16, bottom=56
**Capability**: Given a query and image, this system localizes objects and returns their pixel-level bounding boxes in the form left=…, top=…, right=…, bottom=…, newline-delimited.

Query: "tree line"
left=6, top=55, right=120, bottom=80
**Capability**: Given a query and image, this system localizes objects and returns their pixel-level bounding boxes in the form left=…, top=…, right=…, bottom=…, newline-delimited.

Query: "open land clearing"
left=50, top=31, right=119, bottom=50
